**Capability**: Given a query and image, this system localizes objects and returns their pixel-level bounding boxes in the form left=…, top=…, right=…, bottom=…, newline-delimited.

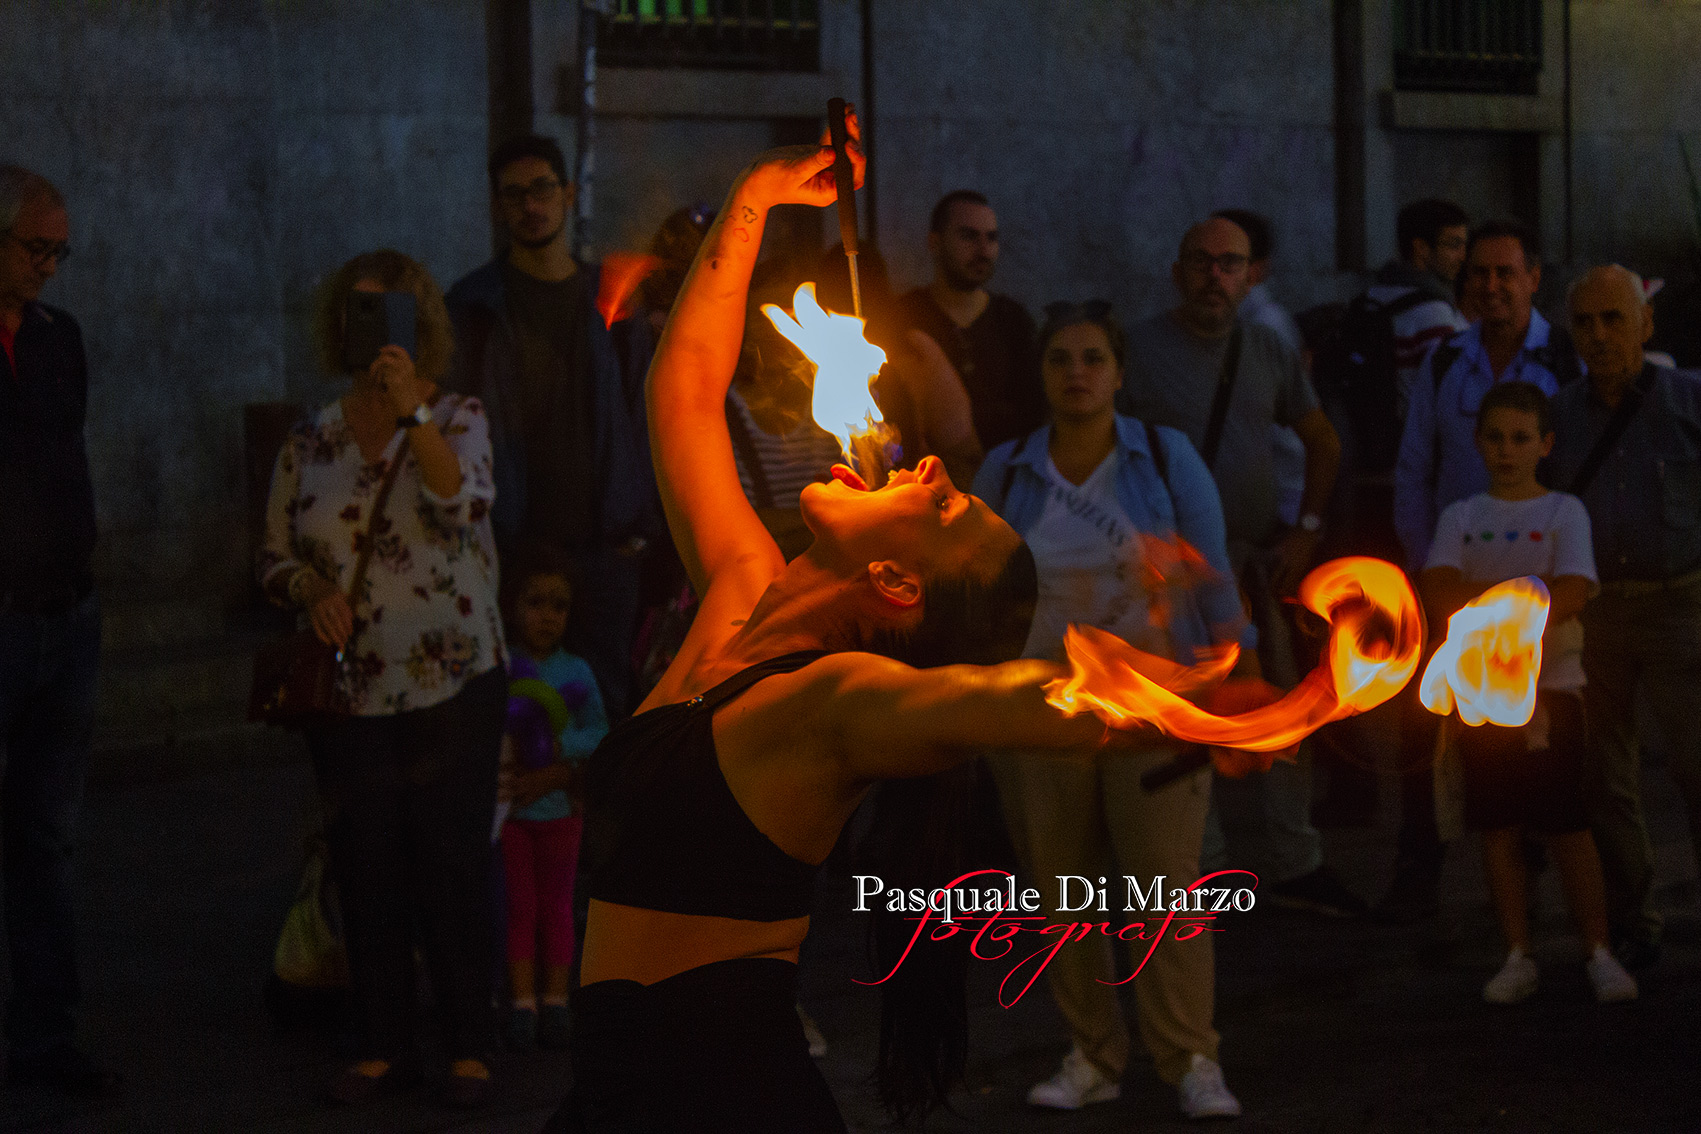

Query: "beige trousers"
left=990, top=746, right=1218, bottom=1086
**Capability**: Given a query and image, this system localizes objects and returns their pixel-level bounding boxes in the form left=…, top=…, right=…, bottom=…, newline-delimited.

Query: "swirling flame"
left=1044, top=557, right=1424, bottom=752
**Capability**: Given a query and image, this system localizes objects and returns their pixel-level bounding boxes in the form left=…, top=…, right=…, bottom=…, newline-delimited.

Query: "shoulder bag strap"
left=1199, top=324, right=1243, bottom=469
left=1569, top=370, right=1654, bottom=496
left=344, top=434, right=408, bottom=618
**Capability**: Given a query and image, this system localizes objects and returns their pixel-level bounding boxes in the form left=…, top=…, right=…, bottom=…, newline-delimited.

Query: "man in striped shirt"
left=1373, top=199, right=1471, bottom=422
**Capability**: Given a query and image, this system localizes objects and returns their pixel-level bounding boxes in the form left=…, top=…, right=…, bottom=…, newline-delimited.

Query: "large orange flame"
left=595, top=252, right=662, bottom=329
left=761, top=282, right=888, bottom=459
left=1418, top=576, right=1550, bottom=727
left=1044, top=557, right=1424, bottom=752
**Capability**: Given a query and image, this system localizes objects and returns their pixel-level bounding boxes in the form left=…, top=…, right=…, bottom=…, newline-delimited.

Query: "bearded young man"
left=446, top=136, right=663, bottom=718
left=897, top=190, right=1044, bottom=453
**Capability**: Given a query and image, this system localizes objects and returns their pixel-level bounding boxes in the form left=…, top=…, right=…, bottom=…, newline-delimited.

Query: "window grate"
left=599, top=0, right=821, bottom=73
left=1393, top=0, right=1543, bottom=95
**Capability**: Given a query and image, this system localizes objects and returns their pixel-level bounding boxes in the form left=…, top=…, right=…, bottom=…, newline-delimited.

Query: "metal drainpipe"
left=1562, top=0, right=1574, bottom=266
left=572, top=0, right=603, bottom=262
left=860, top=0, right=878, bottom=249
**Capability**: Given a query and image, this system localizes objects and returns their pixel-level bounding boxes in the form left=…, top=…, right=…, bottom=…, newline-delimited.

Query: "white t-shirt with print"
left=1425, top=491, right=1596, bottom=691
left=1020, top=451, right=1172, bottom=664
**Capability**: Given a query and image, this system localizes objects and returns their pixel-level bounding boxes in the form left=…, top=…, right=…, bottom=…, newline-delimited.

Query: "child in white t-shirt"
left=1421, top=382, right=1637, bottom=1005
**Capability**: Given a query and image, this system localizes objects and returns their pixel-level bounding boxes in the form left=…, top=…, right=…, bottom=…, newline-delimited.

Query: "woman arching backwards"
left=550, top=124, right=1260, bottom=1134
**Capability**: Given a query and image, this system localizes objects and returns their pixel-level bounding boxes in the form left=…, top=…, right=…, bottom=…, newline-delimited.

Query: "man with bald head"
left=0, top=166, right=118, bottom=1095
left=1547, top=264, right=1701, bottom=970
left=1120, top=216, right=1355, bottom=917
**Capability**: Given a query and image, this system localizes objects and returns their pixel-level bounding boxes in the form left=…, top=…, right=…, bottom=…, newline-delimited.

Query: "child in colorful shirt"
left=498, top=548, right=609, bottom=1048
left=1421, top=381, right=1636, bottom=1005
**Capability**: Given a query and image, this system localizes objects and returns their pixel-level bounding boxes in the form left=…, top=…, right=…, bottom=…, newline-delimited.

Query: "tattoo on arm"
left=741, top=205, right=757, bottom=223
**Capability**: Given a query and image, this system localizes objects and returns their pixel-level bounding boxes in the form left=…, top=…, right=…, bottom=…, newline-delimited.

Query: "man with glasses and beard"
left=0, top=165, right=120, bottom=1097
left=1119, top=216, right=1357, bottom=919
left=898, top=190, right=1044, bottom=454
left=447, top=136, right=661, bottom=718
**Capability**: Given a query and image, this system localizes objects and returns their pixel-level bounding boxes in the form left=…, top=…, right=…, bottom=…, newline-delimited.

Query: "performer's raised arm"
left=648, top=120, right=865, bottom=606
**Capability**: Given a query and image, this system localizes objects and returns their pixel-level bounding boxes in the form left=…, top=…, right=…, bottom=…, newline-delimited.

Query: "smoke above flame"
left=761, top=282, right=888, bottom=461
left=1045, top=556, right=1424, bottom=752
left=1419, top=575, right=1550, bottom=727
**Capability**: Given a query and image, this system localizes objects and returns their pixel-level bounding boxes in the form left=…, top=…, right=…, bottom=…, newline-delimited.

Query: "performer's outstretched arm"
left=649, top=123, right=865, bottom=607
left=795, top=653, right=1149, bottom=783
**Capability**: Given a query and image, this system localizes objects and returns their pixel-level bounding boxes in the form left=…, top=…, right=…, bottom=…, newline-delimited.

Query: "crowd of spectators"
left=5, top=131, right=1698, bottom=1125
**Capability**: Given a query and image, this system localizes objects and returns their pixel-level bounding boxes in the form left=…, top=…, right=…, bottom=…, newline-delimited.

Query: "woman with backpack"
left=973, top=302, right=1263, bottom=1121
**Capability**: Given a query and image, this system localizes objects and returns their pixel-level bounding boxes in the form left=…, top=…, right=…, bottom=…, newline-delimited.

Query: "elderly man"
left=1121, top=216, right=1356, bottom=918
left=1547, top=265, right=1701, bottom=970
left=0, top=167, right=118, bottom=1096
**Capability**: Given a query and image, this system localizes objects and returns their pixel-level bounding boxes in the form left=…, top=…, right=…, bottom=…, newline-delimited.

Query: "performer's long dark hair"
left=861, top=542, right=1038, bottom=1122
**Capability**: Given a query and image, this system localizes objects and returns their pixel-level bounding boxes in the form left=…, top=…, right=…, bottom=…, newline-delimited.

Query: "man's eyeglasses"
left=497, top=177, right=564, bottom=208
left=7, top=234, right=71, bottom=268
left=1180, top=251, right=1250, bottom=275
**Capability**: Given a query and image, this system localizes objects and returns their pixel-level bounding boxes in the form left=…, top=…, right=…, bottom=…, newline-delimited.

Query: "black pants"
left=0, top=593, right=100, bottom=1059
left=549, top=958, right=845, bottom=1134
left=306, top=665, right=505, bottom=1060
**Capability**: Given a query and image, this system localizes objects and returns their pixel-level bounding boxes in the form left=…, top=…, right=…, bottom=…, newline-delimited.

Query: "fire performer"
left=549, top=127, right=1270, bottom=1132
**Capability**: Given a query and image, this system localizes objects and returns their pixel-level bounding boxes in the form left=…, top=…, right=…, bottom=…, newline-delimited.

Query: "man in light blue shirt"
left=1393, top=220, right=1566, bottom=572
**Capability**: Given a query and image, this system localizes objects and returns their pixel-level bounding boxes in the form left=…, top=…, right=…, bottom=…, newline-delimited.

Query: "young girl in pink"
left=499, top=549, right=609, bottom=1048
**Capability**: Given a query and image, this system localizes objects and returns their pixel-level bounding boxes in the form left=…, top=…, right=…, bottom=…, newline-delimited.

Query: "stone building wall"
left=9, top=0, right=1701, bottom=602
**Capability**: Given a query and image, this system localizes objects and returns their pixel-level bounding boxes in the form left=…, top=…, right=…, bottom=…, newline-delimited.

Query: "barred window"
left=599, top=0, right=821, bottom=73
left=1393, top=0, right=1543, bottom=95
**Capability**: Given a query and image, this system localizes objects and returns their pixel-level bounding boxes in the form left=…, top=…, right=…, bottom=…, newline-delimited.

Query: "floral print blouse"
left=259, top=393, right=506, bottom=716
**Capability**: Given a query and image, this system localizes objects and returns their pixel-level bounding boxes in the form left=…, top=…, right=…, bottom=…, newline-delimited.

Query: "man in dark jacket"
left=0, top=166, right=118, bottom=1097
left=447, top=136, right=661, bottom=717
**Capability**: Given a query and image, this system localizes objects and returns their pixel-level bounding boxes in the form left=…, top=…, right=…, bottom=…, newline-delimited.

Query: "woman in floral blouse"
left=259, top=250, right=506, bottom=1109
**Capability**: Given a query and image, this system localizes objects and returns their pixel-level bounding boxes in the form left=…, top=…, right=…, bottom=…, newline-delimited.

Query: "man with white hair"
left=1546, top=264, right=1701, bottom=972
left=0, top=165, right=118, bottom=1096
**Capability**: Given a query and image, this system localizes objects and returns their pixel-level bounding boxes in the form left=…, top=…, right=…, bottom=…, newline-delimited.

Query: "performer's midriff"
left=576, top=650, right=835, bottom=988
left=579, top=903, right=809, bottom=986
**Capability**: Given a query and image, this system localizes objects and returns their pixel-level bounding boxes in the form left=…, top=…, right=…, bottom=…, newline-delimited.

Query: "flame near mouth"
left=761, top=283, right=888, bottom=468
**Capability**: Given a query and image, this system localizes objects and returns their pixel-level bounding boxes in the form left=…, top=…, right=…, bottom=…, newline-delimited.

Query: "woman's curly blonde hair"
left=312, top=249, right=455, bottom=382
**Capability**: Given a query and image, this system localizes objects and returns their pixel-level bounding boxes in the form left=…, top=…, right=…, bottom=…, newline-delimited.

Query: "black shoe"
left=1613, top=935, right=1661, bottom=972
left=326, top=1059, right=410, bottom=1106
left=1270, top=866, right=1368, bottom=919
left=441, top=1059, right=492, bottom=1109
left=7, top=1044, right=122, bottom=1099
left=505, top=1006, right=538, bottom=1050
left=538, top=1004, right=571, bottom=1051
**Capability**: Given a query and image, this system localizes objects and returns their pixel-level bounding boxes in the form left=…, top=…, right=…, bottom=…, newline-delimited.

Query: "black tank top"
left=581, top=651, right=829, bottom=922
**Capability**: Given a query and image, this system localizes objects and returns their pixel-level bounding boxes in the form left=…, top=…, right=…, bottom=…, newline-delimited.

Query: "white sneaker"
left=1483, top=951, right=1539, bottom=1004
left=1026, top=1046, right=1121, bottom=1109
left=1586, top=946, right=1639, bottom=1003
left=796, top=1005, right=828, bottom=1057
left=1178, top=1053, right=1241, bottom=1119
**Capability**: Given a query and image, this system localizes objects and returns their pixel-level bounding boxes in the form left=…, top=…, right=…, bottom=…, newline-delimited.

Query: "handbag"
left=249, top=444, right=405, bottom=724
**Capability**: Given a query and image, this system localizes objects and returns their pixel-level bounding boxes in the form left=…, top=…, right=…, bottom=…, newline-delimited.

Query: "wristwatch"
left=1298, top=512, right=1323, bottom=534
left=396, top=402, right=433, bottom=430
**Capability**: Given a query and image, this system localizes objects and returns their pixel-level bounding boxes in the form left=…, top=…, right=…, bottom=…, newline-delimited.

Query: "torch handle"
left=826, top=98, right=859, bottom=258
left=1140, top=744, right=1212, bottom=792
